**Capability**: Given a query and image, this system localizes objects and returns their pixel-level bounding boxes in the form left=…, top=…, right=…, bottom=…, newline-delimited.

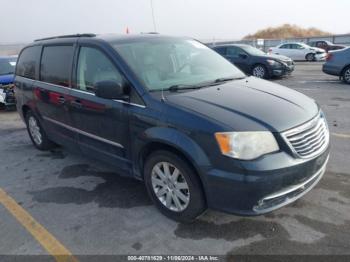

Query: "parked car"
left=0, top=56, right=17, bottom=109
left=212, top=44, right=294, bottom=79
left=309, top=40, right=345, bottom=52
left=269, top=42, right=326, bottom=61
left=15, top=34, right=330, bottom=222
left=323, top=47, right=350, bottom=84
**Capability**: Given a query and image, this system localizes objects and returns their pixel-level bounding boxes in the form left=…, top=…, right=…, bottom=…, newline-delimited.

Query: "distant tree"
left=243, top=24, right=331, bottom=40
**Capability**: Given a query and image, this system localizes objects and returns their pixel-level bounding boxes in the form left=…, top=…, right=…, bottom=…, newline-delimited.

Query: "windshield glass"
left=113, top=38, right=245, bottom=91
left=240, top=45, right=266, bottom=56
left=0, top=57, right=17, bottom=76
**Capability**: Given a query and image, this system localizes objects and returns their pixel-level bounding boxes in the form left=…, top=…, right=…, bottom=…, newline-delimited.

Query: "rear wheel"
left=25, top=111, right=56, bottom=150
left=306, top=53, right=315, bottom=62
left=144, top=150, right=206, bottom=223
left=252, top=64, right=268, bottom=79
left=342, top=66, right=350, bottom=84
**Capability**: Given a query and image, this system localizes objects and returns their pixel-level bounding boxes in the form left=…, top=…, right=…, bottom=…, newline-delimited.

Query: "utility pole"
left=150, top=0, right=157, bottom=32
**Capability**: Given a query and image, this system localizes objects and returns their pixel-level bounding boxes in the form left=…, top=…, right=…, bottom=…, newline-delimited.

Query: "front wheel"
left=25, top=111, right=56, bottom=150
left=342, top=66, right=350, bottom=84
left=252, top=65, right=268, bottom=79
left=306, top=53, right=315, bottom=62
left=144, top=150, right=206, bottom=223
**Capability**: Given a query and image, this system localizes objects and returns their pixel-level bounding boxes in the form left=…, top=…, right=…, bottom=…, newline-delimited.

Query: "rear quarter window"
left=40, top=45, right=74, bottom=87
left=16, top=46, right=41, bottom=79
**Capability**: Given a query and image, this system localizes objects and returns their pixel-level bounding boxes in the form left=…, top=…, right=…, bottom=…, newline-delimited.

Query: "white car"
left=269, top=42, right=327, bottom=61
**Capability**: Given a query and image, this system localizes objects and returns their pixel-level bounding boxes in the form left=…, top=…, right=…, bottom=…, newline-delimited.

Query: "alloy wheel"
left=306, top=54, right=315, bottom=61
left=344, top=68, right=350, bottom=83
left=28, top=116, right=42, bottom=145
left=253, top=66, right=265, bottom=78
left=151, top=161, right=190, bottom=212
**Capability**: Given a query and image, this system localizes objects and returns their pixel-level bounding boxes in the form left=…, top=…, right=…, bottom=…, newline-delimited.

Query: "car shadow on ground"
left=29, top=163, right=153, bottom=208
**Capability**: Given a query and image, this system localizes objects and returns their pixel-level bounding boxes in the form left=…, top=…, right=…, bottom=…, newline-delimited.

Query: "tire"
left=252, top=64, right=268, bottom=79
left=144, top=150, right=206, bottom=223
left=306, top=53, right=315, bottom=62
left=25, top=111, right=56, bottom=150
left=342, top=66, right=350, bottom=84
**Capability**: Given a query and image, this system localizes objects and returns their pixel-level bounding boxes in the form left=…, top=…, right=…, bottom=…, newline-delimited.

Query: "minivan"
left=15, top=34, right=330, bottom=222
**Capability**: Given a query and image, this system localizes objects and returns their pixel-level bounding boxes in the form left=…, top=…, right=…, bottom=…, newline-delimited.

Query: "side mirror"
left=94, top=80, right=129, bottom=100
left=239, top=53, right=248, bottom=59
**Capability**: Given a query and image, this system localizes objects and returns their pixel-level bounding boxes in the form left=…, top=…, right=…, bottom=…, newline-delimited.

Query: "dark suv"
left=213, top=44, right=294, bottom=79
left=15, top=34, right=330, bottom=222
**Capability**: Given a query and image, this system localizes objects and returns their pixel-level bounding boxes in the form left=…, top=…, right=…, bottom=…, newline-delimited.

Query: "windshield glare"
left=0, top=58, right=17, bottom=76
left=113, top=38, right=245, bottom=91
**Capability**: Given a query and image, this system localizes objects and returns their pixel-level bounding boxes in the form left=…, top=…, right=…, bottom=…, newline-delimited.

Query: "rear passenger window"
left=16, top=46, right=41, bottom=79
left=40, top=45, right=74, bottom=87
left=76, top=47, right=123, bottom=93
left=280, top=44, right=290, bottom=49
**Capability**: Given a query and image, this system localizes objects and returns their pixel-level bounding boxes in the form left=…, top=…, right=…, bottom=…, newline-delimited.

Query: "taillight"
left=326, top=53, right=333, bottom=61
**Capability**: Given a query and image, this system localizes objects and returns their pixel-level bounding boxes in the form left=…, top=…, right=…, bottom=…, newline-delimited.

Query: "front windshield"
left=113, top=38, right=245, bottom=91
left=0, top=57, right=17, bottom=76
left=240, top=45, right=266, bottom=56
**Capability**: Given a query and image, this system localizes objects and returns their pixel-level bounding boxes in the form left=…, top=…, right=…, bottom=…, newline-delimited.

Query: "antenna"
left=150, top=0, right=157, bottom=32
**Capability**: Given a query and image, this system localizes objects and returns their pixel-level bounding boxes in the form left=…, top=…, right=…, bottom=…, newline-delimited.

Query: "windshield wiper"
left=168, top=84, right=204, bottom=92
left=214, top=76, right=246, bottom=83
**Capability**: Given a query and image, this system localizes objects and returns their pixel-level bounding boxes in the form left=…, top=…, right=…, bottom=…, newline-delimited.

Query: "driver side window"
left=76, top=47, right=123, bottom=93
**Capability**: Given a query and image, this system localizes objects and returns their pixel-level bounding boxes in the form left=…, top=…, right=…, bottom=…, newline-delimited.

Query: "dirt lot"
left=0, top=62, right=349, bottom=260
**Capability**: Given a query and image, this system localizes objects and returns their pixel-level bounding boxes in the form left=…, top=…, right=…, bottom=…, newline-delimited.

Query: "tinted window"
left=76, top=47, right=123, bottom=93
left=40, top=45, right=74, bottom=87
left=214, top=47, right=226, bottom=55
left=293, top=44, right=304, bottom=49
left=280, top=44, right=290, bottom=49
left=227, top=47, right=239, bottom=57
left=16, top=46, right=41, bottom=79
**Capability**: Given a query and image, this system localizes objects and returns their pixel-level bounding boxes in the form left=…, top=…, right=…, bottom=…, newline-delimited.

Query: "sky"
left=1, top=0, right=350, bottom=43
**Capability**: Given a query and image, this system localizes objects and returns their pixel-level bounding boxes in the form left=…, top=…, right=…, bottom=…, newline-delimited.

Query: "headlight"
left=215, top=131, right=279, bottom=160
left=267, top=59, right=281, bottom=67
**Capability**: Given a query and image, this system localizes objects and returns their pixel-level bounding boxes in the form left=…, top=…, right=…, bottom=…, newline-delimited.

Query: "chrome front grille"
left=282, top=113, right=329, bottom=158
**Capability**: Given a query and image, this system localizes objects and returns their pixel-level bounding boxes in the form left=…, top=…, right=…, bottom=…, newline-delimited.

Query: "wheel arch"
left=136, top=127, right=211, bottom=197
left=341, top=64, right=350, bottom=76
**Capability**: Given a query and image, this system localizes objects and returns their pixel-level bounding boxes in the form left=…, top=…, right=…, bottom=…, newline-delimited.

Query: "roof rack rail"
left=34, top=33, right=96, bottom=42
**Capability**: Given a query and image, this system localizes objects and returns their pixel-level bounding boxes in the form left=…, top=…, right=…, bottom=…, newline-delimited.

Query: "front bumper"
left=322, top=63, right=341, bottom=76
left=203, top=146, right=329, bottom=215
left=270, top=63, right=295, bottom=77
left=0, top=85, right=16, bottom=106
left=315, top=53, right=327, bottom=61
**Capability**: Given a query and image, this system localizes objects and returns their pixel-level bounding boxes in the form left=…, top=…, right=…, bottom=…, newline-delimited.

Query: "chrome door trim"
left=43, top=116, right=124, bottom=149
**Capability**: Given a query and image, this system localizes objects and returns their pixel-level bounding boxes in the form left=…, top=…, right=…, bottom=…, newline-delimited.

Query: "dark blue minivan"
left=14, top=34, right=330, bottom=222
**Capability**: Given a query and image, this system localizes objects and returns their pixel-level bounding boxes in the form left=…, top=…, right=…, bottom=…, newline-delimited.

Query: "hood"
left=165, top=77, right=319, bottom=132
left=256, top=53, right=292, bottom=62
left=0, top=74, right=14, bottom=85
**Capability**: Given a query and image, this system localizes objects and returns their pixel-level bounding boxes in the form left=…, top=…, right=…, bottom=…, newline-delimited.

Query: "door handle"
left=58, top=96, right=65, bottom=104
left=71, top=99, right=83, bottom=109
